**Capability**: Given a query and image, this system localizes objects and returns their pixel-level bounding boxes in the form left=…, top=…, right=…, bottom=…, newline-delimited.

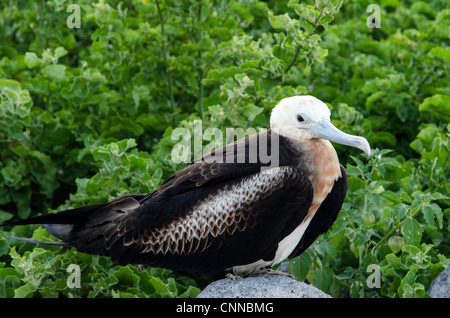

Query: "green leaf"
left=28, top=150, right=58, bottom=198
left=0, top=268, right=22, bottom=298
left=419, top=94, right=450, bottom=121
left=113, top=266, right=140, bottom=288
left=369, top=131, right=396, bottom=147
left=14, top=282, right=37, bottom=298
left=384, top=253, right=402, bottom=268
left=243, top=104, right=263, bottom=121
left=398, top=267, right=421, bottom=298
left=401, top=217, right=423, bottom=246
left=92, top=139, right=137, bottom=161
left=41, top=64, right=66, bottom=82
left=348, top=176, right=365, bottom=191
left=346, top=166, right=361, bottom=177
left=0, top=209, right=13, bottom=224
left=24, top=52, right=41, bottom=68
left=148, top=276, right=170, bottom=297
left=204, top=67, right=241, bottom=85
left=53, top=47, right=68, bottom=60
left=314, top=263, right=334, bottom=294
left=11, top=187, right=32, bottom=219
left=289, top=251, right=312, bottom=282
left=422, top=205, right=435, bottom=228
left=416, top=124, right=441, bottom=145
left=0, top=161, right=24, bottom=188
left=268, top=12, right=291, bottom=30
left=350, top=281, right=364, bottom=298
left=423, top=203, right=443, bottom=229
left=428, top=47, right=450, bottom=64
left=179, top=285, right=201, bottom=298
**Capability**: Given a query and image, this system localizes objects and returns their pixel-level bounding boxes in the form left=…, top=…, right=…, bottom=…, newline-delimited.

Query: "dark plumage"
left=1, top=96, right=369, bottom=278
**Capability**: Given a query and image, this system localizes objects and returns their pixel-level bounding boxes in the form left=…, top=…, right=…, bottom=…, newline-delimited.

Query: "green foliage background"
left=0, top=0, right=448, bottom=298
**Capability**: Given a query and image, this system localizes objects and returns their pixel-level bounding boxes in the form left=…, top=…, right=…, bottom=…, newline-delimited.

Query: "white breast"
left=231, top=211, right=314, bottom=275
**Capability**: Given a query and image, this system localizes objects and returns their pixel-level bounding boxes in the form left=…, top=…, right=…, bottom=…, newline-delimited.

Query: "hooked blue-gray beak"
left=314, top=120, right=371, bottom=157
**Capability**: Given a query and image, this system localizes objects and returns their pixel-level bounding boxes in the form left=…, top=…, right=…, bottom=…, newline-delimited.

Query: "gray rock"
left=197, top=274, right=331, bottom=298
left=428, top=267, right=450, bottom=298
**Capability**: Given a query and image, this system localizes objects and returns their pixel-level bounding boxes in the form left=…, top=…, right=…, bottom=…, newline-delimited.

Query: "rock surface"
left=427, top=267, right=450, bottom=298
left=197, top=274, right=332, bottom=298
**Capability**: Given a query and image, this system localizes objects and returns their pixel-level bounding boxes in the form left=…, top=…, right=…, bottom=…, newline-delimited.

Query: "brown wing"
left=68, top=165, right=313, bottom=276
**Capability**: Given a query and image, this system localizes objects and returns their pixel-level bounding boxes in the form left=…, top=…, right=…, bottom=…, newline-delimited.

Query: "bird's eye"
left=297, top=114, right=304, bottom=122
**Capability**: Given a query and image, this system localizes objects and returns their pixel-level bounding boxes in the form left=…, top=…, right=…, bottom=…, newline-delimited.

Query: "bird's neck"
left=290, top=137, right=342, bottom=206
left=302, top=138, right=340, bottom=175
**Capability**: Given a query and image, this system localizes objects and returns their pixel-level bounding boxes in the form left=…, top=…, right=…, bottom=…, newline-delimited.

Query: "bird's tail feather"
left=0, top=202, right=107, bottom=243
left=6, top=235, right=70, bottom=247
left=0, top=194, right=149, bottom=251
left=0, top=203, right=107, bottom=228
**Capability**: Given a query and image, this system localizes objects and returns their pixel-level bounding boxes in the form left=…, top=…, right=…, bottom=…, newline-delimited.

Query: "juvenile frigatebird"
left=2, top=96, right=370, bottom=277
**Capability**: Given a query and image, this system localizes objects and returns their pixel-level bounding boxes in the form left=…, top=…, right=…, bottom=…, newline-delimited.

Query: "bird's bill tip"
left=358, top=137, right=371, bottom=158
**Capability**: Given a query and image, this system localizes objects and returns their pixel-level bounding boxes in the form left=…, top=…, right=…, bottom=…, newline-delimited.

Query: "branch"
left=155, top=0, right=175, bottom=112
left=284, top=7, right=325, bottom=74
left=196, top=3, right=204, bottom=118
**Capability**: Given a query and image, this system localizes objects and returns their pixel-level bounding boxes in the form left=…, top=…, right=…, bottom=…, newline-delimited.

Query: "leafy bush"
left=0, top=0, right=448, bottom=298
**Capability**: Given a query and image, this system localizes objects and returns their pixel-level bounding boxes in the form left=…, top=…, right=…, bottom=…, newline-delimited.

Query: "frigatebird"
left=1, top=96, right=370, bottom=277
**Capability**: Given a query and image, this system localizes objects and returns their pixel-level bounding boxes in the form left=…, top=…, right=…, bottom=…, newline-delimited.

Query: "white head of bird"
left=270, top=95, right=371, bottom=157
